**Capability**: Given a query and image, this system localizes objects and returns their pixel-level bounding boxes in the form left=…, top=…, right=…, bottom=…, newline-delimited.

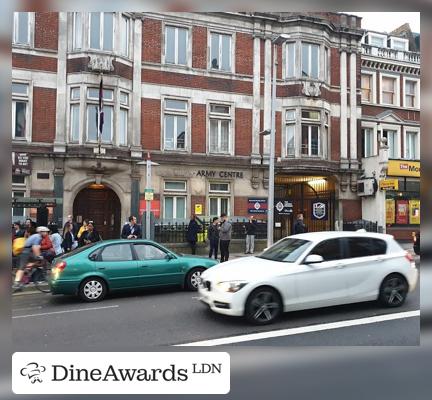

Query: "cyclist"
left=12, top=226, right=44, bottom=291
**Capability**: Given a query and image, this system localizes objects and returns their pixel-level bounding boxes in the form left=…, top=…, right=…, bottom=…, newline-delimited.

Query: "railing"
left=154, top=219, right=268, bottom=243
left=343, top=219, right=378, bottom=233
left=361, top=44, right=420, bottom=64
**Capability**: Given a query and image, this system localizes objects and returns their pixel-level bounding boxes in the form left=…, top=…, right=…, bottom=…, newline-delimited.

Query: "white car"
left=198, top=232, right=418, bottom=325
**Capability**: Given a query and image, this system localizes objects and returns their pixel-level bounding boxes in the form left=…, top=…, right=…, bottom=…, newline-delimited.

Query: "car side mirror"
left=304, top=254, right=324, bottom=264
left=89, top=253, right=98, bottom=261
left=165, top=253, right=175, bottom=260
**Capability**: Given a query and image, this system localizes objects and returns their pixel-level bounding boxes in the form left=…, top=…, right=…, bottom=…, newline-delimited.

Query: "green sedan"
left=49, top=240, right=219, bottom=302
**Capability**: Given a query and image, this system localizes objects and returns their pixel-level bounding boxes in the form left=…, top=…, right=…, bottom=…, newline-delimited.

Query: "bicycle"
left=12, top=258, right=51, bottom=293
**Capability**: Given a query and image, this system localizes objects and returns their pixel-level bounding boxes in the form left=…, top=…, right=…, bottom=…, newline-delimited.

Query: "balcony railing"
left=361, top=44, right=420, bottom=64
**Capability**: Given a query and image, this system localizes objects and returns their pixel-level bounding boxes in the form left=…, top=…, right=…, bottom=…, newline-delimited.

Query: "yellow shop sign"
left=380, top=179, right=399, bottom=190
left=387, top=160, right=420, bottom=177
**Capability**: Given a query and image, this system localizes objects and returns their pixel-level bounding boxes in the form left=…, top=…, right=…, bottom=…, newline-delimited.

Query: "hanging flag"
left=98, top=74, right=104, bottom=141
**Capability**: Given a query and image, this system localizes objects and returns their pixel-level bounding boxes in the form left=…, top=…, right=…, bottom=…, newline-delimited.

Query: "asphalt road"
left=12, top=259, right=420, bottom=348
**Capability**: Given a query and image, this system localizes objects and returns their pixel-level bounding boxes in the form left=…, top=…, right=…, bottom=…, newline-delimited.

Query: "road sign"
left=144, top=188, right=154, bottom=201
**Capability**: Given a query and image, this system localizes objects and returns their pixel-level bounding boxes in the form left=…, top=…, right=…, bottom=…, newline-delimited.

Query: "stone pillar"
left=251, top=35, right=261, bottom=164
left=349, top=51, right=358, bottom=164
left=339, top=49, right=348, bottom=164
left=263, top=36, right=272, bottom=158
left=131, top=17, right=143, bottom=158
left=53, top=158, right=65, bottom=226
left=54, top=12, right=68, bottom=153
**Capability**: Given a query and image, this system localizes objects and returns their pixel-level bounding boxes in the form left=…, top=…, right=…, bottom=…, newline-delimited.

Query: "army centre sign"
left=196, top=170, right=244, bottom=179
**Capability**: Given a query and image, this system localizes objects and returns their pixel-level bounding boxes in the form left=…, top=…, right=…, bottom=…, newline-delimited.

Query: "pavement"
left=12, top=255, right=420, bottom=348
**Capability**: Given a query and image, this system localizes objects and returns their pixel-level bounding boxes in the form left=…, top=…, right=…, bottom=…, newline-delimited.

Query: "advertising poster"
left=409, top=200, right=420, bottom=224
left=396, top=200, right=408, bottom=224
left=385, top=199, right=395, bottom=225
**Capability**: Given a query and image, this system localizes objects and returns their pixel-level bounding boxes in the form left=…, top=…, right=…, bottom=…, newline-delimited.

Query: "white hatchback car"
left=198, top=232, right=418, bottom=325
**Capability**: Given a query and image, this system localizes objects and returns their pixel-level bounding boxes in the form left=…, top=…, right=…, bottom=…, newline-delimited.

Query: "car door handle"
left=139, top=265, right=148, bottom=268
left=97, top=267, right=106, bottom=270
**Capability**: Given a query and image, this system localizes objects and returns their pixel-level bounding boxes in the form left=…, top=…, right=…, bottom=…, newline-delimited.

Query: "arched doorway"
left=73, top=184, right=121, bottom=240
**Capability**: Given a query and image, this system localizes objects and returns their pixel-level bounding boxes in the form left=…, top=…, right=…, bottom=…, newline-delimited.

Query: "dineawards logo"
left=13, top=352, right=230, bottom=395
left=20, top=362, right=47, bottom=384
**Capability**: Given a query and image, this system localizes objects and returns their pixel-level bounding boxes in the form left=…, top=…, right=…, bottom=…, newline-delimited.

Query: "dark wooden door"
left=73, top=187, right=121, bottom=240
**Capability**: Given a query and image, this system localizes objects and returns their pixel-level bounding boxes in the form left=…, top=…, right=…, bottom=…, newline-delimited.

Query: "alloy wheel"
left=190, top=270, right=202, bottom=289
left=382, top=277, right=407, bottom=306
left=249, top=290, right=281, bottom=323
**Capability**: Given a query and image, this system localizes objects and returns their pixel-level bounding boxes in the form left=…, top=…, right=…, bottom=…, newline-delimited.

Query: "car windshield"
left=258, top=238, right=311, bottom=263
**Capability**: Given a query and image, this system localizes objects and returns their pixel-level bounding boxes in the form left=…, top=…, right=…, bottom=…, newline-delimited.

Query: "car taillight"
left=405, top=252, right=414, bottom=263
left=55, top=261, right=67, bottom=271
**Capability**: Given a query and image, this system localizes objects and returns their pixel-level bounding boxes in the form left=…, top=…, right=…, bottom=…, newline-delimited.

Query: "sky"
left=350, top=12, right=420, bottom=33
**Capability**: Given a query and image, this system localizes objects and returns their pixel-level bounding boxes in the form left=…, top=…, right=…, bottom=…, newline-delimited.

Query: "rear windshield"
left=258, top=238, right=311, bottom=263
left=55, top=243, right=99, bottom=260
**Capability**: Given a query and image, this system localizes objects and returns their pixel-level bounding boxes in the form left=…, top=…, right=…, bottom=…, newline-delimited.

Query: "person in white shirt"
left=49, top=224, right=64, bottom=256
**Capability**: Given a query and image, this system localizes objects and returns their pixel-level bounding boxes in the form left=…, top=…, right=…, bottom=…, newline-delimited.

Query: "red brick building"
left=13, top=11, right=406, bottom=240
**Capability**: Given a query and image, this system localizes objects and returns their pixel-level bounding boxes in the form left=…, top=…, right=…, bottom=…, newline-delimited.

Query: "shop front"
left=385, top=160, right=420, bottom=240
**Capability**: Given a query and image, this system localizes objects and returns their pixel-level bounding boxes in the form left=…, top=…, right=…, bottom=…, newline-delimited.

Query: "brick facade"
left=34, top=12, right=58, bottom=50
left=234, top=108, right=252, bottom=156
left=141, top=98, right=161, bottom=150
left=191, top=195, right=206, bottom=216
left=192, top=103, right=206, bottom=153
left=32, top=87, right=56, bottom=143
left=12, top=53, right=57, bottom=72
left=235, top=33, right=254, bottom=76
left=192, top=26, right=207, bottom=69
left=341, top=199, right=362, bottom=221
left=142, top=18, right=161, bottom=63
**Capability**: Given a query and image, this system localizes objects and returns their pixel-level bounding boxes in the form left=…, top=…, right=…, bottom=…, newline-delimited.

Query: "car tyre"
left=79, top=277, right=107, bottom=302
left=245, top=287, right=282, bottom=325
left=379, top=274, right=408, bottom=308
left=185, top=268, right=205, bottom=291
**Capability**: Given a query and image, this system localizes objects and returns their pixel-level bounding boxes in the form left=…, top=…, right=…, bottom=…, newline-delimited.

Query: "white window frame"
left=164, top=180, right=187, bottom=192
left=379, top=73, right=400, bottom=107
left=403, top=127, right=420, bottom=160
left=13, top=12, right=33, bottom=46
left=301, top=42, right=320, bottom=79
left=88, top=12, right=115, bottom=51
left=361, top=71, right=377, bottom=103
left=72, top=12, right=83, bottom=50
left=208, top=197, right=230, bottom=217
left=381, top=124, right=401, bottom=159
left=284, top=42, right=296, bottom=79
left=163, top=195, right=186, bottom=220
left=368, top=33, right=387, bottom=48
left=362, top=127, right=375, bottom=158
left=12, top=81, right=31, bottom=141
left=208, top=102, right=233, bottom=155
left=301, top=124, right=321, bottom=157
left=389, top=37, right=409, bottom=51
left=12, top=174, right=26, bottom=186
left=284, top=109, right=296, bottom=157
left=209, top=182, right=230, bottom=194
left=12, top=190, right=26, bottom=218
left=162, top=97, right=189, bottom=152
left=361, top=122, right=378, bottom=157
left=85, top=86, right=114, bottom=143
left=403, top=77, right=420, bottom=109
left=209, top=31, right=233, bottom=73
left=119, top=14, right=130, bottom=58
left=164, top=25, right=189, bottom=66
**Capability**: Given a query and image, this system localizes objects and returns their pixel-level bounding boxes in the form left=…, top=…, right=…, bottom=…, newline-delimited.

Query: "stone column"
left=53, top=158, right=65, bottom=226
left=131, top=17, right=143, bottom=158
left=54, top=12, right=68, bottom=153
left=263, top=36, right=272, bottom=159
left=251, top=35, right=261, bottom=164
left=349, top=51, right=358, bottom=165
left=339, top=49, right=348, bottom=165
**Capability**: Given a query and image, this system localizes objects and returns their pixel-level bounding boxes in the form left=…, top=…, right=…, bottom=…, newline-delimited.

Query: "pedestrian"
left=13, top=221, right=25, bottom=238
left=293, top=213, right=307, bottom=234
left=63, top=214, right=78, bottom=236
left=208, top=217, right=220, bottom=259
left=39, top=226, right=55, bottom=263
left=62, top=222, right=77, bottom=253
left=244, top=215, right=257, bottom=254
left=121, top=216, right=142, bottom=239
left=219, top=213, right=232, bottom=262
left=186, top=214, right=201, bottom=255
left=25, top=218, right=36, bottom=229
left=49, top=224, right=64, bottom=256
left=77, top=219, right=89, bottom=247
left=83, top=223, right=101, bottom=244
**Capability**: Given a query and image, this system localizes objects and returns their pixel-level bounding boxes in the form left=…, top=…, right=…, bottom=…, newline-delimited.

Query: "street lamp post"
left=264, top=34, right=289, bottom=248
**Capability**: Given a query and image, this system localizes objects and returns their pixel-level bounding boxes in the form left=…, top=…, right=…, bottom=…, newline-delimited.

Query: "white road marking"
left=12, top=305, right=119, bottom=319
left=175, top=310, right=420, bottom=346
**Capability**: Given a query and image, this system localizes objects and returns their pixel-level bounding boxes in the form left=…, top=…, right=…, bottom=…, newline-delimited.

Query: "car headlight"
left=216, top=281, right=248, bottom=293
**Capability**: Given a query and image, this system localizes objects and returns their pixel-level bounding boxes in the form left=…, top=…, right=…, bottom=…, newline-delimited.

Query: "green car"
left=49, top=240, right=219, bottom=302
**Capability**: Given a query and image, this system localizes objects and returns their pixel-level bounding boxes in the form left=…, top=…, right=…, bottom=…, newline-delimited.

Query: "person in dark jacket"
left=244, top=216, right=257, bottom=254
left=121, top=216, right=142, bottom=239
left=13, top=222, right=25, bottom=238
left=63, top=215, right=79, bottom=236
left=187, top=214, right=201, bottom=255
left=208, top=217, right=220, bottom=259
left=61, top=222, right=76, bottom=253
left=293, top=213, right=307, bottom=234
left=83, top=223, right=101, bottom=244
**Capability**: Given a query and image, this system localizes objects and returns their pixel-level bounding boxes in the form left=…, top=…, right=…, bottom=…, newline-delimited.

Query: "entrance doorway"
left=73, top=185, right=121, bottom=240
left=274, top=175, right=335, bottom=241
